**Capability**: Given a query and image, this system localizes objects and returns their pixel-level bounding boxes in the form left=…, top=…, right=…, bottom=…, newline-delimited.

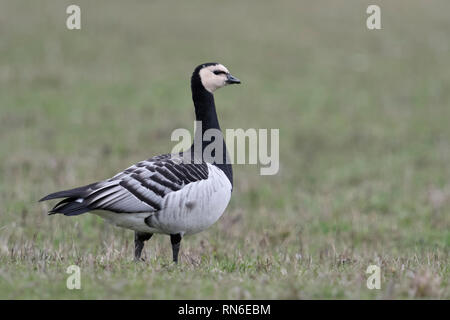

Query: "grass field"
left=0, top=0, right=449, bottom=299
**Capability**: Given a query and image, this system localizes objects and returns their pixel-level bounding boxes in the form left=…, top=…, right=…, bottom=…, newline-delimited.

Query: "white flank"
left=92, top=164, right=232, bottom=236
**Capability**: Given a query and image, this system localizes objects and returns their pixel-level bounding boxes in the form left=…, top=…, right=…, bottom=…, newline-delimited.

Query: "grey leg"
left=134, top=232, right=153, bottom=261
left=170, top=234, right=182, bottom=264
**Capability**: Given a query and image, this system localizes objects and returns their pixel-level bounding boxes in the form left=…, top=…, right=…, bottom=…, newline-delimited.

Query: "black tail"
left=39, top=182, right=97, bottom=202
left=39, top=183, right=98, bottom=216
left=49, top=198, right=91, bottom=216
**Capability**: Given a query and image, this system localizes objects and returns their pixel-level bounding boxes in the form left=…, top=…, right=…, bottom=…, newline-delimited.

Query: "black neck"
left=190, top=72, right=233, bottom=187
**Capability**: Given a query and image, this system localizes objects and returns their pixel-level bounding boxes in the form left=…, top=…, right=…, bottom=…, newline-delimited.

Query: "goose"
left=40, top=62, right=240, bottom=263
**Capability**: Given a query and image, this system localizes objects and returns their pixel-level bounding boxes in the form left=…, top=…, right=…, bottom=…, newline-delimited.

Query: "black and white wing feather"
left=40, top=154, right=210, bottom=216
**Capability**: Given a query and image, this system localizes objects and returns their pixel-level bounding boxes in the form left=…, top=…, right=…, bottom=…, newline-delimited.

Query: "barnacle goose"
left=40, top=63, right=241, bottom=263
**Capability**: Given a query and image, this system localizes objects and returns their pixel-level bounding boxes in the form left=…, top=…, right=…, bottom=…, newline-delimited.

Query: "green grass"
left=0, top=0, right=449, bottom=299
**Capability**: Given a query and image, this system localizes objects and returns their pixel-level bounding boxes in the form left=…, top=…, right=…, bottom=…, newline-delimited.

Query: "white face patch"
left=199, top=64, right=230, bottom=93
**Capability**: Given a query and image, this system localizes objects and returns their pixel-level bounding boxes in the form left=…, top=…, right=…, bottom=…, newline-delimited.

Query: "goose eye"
left=213, top=70, right=226, bottom=75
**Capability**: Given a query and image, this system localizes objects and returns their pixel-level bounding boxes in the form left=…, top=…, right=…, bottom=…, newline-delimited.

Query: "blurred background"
left=0, top=0, right=449, bottom=298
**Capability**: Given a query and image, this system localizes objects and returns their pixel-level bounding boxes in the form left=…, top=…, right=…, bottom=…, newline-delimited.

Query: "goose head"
left=194, top=63, right=241, bottom=93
